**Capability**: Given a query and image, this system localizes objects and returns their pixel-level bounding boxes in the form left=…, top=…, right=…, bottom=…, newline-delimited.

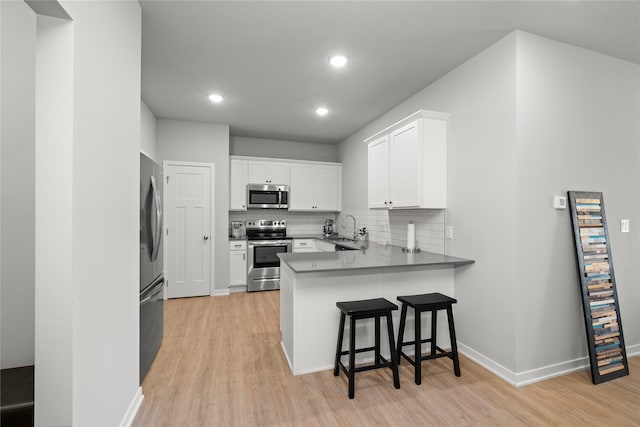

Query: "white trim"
left=119, top=387, right=143, bottom=427
left=459, top=342, right=639, bottom=387
left=212, top=288, right=230, bottom=297
left=229, top=285, right=248, bottom=294
left=625, top=343, right=640, bottom=357
left=163, top=160, right=216, bottom=298
left=230, top=154, right=342, bottom=168
left=363, top=109, right=450, bottom=143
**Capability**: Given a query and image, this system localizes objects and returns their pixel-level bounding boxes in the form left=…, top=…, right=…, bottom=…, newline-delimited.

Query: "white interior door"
left=165, top=162, right=214, bottom=298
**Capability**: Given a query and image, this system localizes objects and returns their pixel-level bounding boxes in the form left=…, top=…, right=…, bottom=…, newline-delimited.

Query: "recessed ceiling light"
left=329, top=55, right=348, bottom=67
left=316, top=107, right=329, bottom=116
left=208, top=93, right=223, bottom=103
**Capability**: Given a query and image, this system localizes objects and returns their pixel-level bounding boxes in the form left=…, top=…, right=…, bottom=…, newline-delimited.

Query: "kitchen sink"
left=329, top=236, right=356, bottom=243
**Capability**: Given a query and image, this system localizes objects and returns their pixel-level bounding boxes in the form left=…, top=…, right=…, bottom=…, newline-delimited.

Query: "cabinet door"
left=248, top=161, right=269, bottom=183
left=229, top=159, right=247, bottom=210
left=314, top=165, right=339, bottom=211
left=314, top=240, right=335, bottom=252
left=289, top=164, right=315, bottom=210
left=389, top=120, right=421, bottom=208
left=368, top=136, right=390, bottom=209
left=268, top=162, right=290, bottom=185
left=229, top=250, right=247, bottom=286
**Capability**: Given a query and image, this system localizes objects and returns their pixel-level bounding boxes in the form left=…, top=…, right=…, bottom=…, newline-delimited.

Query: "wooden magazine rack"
left=568, top=191, right=629, bottom=384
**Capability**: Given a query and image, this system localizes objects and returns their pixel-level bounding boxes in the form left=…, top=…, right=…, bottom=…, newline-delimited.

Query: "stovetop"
left=245, top=219, right=289, bottom=240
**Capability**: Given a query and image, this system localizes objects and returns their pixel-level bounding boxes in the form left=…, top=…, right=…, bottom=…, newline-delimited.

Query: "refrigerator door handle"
left=150, top=175, right=163, bottom=261
left=140, top=279, right=164, bottom=305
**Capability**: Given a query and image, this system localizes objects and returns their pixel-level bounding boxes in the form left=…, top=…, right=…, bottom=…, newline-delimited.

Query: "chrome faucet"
left=345, top=214, right=357, bottom=239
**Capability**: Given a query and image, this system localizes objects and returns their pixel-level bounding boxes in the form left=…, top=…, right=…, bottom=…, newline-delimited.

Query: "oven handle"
left=251, top=278, right=280, bottom=282
left=248, top=240, right=292, bottom=246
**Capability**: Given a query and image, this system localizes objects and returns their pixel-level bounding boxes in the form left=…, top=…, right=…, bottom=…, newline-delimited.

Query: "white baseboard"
left=119, top=387, right=143, bottom=427
left=457, top=343, right=519, bottom=386
left=212, top=288, right=230, bottom=296
left=459, top=342, right=639, bottom=387
left=229, top=285, right=248, bottom=294
left=626, top=343, right=640, bottom=357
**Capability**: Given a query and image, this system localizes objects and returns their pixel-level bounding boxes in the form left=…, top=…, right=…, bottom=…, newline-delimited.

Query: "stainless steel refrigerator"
left=140, top=153, right=164, bottom=383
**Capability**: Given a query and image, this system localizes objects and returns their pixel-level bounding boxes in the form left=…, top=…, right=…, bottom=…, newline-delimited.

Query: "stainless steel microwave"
left=247, top=184, right=289, bottom=209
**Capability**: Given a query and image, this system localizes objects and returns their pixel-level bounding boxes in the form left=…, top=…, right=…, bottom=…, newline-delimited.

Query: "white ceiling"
left=140, top=1, right=640, bottom=144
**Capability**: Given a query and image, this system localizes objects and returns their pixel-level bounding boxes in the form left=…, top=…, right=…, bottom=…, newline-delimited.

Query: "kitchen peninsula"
left=278, top=242, right=474, bottom=375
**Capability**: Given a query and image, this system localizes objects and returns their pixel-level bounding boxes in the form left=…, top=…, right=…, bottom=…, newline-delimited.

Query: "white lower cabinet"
left=229, top=240, right=247, bottom=286
left=293, top=239, right=314, bottom=253
left=314, top=240, right=335, bottom=252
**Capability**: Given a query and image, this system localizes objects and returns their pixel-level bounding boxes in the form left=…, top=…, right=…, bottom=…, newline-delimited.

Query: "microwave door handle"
left=150, top=175, right=163, bottom=261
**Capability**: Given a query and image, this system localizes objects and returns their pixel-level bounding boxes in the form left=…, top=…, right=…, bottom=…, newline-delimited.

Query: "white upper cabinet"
left=289, top=163, right=341, bottom=211
left=248, top=160, right=290, bottom=185
left=229, top=159, right=247, bottom=211
left=367, top=135, right=391, bottom=209
left=366, top=110, right=448, bottom=209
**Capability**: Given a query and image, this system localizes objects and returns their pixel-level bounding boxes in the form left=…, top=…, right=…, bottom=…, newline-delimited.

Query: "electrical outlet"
left=446, top=226, right=454, bottom=239
left=621, top=219, right=630, bottom=233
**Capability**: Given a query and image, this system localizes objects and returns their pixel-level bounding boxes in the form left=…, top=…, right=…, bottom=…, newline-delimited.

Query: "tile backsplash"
left=229, top=209, right=445, bottom=254
left=229, top=211, right=337, bottom=236
left=336, top=209, right=445, bottom=254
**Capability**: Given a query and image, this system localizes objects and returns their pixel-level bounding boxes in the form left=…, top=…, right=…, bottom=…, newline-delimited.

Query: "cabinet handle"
left=300, top=242, right=307, bottom=246
left=243, top=254, right=245, bottom=261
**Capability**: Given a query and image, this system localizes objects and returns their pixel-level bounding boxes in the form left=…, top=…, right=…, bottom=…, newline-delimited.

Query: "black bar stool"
left=396, top=292, right=461, bottom=385
left=334, top=298, right=400, bottom=399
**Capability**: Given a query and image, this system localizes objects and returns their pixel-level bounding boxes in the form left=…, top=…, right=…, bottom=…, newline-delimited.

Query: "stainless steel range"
left=246, top=220, right=292, bottom=292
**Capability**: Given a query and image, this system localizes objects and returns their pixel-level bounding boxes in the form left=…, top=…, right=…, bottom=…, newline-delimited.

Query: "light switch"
left=621, top=219, right=630, bottom=233
left=554, top=196, right=567, bottom=209
left=446, top=226, right=454, bottom=239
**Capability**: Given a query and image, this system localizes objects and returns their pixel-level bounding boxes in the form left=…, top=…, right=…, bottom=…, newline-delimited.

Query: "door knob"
left=203, top=235, right=209, bottom=240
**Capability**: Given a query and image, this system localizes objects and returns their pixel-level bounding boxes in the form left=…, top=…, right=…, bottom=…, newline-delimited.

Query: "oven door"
left=247, top=240, right=292, bottom=291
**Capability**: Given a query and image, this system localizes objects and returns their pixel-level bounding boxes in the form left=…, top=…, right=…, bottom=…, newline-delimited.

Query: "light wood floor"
left=134, top=291, right=640, bottom=426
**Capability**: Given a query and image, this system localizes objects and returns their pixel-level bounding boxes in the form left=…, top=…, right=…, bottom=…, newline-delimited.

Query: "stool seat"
left=337, top=298, right=398, bottom=316
left=334, top=298, right=400, bottom=399
left=397, top=292, right=457, bottom=309
left=396, top=292, right=460, bottom=385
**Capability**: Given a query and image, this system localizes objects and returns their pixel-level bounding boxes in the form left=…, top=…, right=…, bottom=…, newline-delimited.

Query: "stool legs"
left=396, top=303, right=407, bottom=366
left=386, top=313, right=400, bottom=389
left=414, top=308, right=422, bottom=385
left=374, top=315, right=381, bottom=364
left=397, top=300, right=461, bottom=385
left=447, top=306, right=461, bottom=377
left=334, top=311, right=400, bottom=399
left=334, top=313, right=346, bottom=376
left=348, top=316, right=356, bottom=399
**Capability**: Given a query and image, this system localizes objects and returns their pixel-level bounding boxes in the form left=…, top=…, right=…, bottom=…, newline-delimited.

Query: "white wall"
left=231, top=136, right=338, bottom=162
left=0, top=0, right=36, bottom=370
left=157, top=119, right=230, bottom=292
left=514, top=31, right=640, bottom=373
left=141, top=99, right=157, bottom=161
left=339, top=31, right=640, bottom=383
left=37, top=2, right=141, bottom=425
left=338, top=33, right=519, bottom=371
left=34, top=12, right=74, bottom=424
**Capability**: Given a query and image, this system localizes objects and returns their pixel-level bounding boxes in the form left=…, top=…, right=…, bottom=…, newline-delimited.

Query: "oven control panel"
left=245, top=220, right=286, bottom=228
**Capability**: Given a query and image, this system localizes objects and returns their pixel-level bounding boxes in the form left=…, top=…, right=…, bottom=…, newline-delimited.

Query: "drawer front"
left=293, top=239, right=313, bottom=249
left=229, top=240, right=247, bottom=250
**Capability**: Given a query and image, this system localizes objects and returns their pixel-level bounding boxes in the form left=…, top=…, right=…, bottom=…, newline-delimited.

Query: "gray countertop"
left=278, top=240, right=474, bottom=274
